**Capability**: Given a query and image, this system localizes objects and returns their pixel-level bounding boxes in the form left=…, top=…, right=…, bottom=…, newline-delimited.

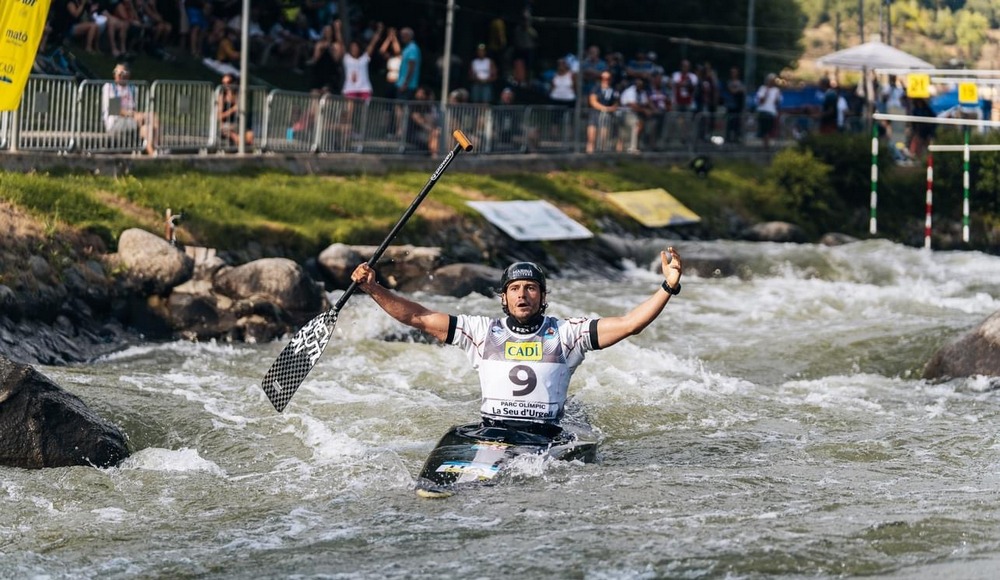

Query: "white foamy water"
left=3, top=239, right=1000, bottom=578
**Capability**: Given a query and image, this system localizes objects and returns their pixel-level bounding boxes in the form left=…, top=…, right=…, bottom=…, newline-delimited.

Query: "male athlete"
left=350, top=247, right=682, bottom=432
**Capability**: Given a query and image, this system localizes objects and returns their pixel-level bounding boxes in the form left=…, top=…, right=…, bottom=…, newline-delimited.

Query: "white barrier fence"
left=2, top=75, right=830, bottom=156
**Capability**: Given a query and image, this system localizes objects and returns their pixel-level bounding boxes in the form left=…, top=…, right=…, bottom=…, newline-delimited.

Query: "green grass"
left=1, top=160, right=776, bottom=264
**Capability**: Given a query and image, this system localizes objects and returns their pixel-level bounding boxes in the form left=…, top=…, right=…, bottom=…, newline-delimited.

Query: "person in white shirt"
left=468, top=43, right=498, bottom=104
left=755, top=73, right=781, bottom=149
left=101, top=63, right=157, bottom=155
left=335, top=19, right=383, bottom=100
left=350, top=250, right=683, bottom=437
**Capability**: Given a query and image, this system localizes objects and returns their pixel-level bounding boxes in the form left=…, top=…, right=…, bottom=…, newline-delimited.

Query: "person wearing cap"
left=350, top=247, right=682, bottom=430
left=468, top=43, right=497, bottom=104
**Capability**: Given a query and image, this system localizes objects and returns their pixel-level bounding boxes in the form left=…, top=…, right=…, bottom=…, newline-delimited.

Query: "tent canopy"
left=816, top=41, right=934, bottom=71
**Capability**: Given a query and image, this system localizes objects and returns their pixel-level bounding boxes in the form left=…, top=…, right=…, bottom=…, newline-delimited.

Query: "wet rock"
left=419, top=263, right=503, bottom=297
left=317, top=243, right=442, bottom=290
left=742, top=221, right=807, bottom=243
left=213, top=258, right=328, bottom=328
left=0, top=355, right=130, bottom=469
left=820, top=232, right=860, bottom=246
left=924, top=311, right=1000, bottom=380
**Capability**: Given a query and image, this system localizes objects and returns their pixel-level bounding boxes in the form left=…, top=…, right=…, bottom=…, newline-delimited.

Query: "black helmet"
left=499, top=262, right=546, bottom=293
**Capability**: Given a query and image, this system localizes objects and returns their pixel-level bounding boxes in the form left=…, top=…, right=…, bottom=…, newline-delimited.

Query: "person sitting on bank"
left=350, top=248, right=683, bottom=435
left=217, top=73, right=254, bottom=147
left=101, top=63, right=157, bottom=155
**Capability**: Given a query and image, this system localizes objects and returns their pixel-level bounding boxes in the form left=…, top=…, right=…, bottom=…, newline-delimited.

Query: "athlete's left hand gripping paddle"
left=261, top=130, right=474, bottom=412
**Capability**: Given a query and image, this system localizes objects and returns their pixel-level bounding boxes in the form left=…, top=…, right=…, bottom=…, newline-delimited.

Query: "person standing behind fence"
left=619, top=77, right=653, bottom=153
left=579, top=45, right=606, bottom=97
left=102, top=63, right=158, bottom=155
left=336, top=19, right=382, bottom=101
left=696, top=62, right=719, bottom=142
left=671, top=59, right=697, bottom=113
left=724, top=66, right=746, bottom=144
left=818, top=77, right=838, bottom=135
left=468, top=43, right=498, bottom=104
left=646, top=72, right=669, bottom=150
left=586, top=71, right=619, bottom=154
left=396, top=27, right=421, bottom=100
left=755, top=73, right=781, bottom=150
left=548, top=58, right=576, bottom=108
left=379, top=27, right=402, bottom=99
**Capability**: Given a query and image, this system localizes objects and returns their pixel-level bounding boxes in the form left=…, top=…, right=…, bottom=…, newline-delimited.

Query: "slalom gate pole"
left=963, top=127, right=970, bottom=243
left=924, top=153, right=933, bottom=251
left=870, top=122, right=879, bottom=235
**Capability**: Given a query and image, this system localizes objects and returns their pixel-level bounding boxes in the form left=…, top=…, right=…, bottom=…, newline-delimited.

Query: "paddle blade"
left=261, top=310, right=338, bottom=412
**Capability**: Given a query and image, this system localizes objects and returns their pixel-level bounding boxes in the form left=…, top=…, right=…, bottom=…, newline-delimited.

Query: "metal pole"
left=744, top=0, right=756, bottom=91
left=886, top=0, right=892, bottom=46
left=439, top=0, right=455, bottom=152
left=237, top=0, right=249, bottom=155
left=573, top=0, right=586, bottom=153
left=859, top=0, right=864, bottom=42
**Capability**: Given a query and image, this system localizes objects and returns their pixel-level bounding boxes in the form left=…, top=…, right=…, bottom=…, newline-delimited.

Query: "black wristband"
left=661, top=280, right=681, bottom=295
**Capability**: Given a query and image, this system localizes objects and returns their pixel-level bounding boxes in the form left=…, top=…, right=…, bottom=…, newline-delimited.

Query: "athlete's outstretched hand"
left=662, top=247, right=682, bottom=289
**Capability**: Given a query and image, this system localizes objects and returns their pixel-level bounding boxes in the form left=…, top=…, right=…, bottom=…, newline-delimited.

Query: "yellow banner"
left=0, top=0, right=51, bottom=111
left=605, top=188, right=701, bottom=228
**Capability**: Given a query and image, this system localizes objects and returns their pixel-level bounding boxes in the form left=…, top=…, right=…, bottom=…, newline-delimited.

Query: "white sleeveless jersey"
left=450, top=315, right=599, bottom=423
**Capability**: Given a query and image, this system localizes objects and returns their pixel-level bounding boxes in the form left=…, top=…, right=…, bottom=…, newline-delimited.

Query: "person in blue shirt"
left=395, top=27, right=421, bottom=100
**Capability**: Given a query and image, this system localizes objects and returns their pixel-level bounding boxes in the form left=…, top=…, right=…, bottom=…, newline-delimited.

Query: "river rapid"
left=4, top=239, right=1000, bottom=579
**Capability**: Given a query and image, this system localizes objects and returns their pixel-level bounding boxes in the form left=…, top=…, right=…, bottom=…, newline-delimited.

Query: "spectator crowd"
left=35, top=0, right=948, bottom=159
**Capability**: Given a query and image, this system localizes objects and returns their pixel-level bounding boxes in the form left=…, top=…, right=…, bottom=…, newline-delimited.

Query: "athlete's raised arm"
left=351, top=263, right=452, bottom=342
left=595, top=247, right=682, bottom=349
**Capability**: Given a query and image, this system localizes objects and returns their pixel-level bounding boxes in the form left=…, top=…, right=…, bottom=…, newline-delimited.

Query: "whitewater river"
left=4, top=239, right=1000, bottom=579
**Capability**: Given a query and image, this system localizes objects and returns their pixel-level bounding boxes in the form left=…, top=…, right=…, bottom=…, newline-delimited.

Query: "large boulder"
left=317, top=243, right=442, bottom=290
left=115, top=228, right=194, bottom=295
left=0, top=355, right=130, bottom=469
left=213, top=258, right=328, bottom=327
left=924, top=311, right=1000, bottom=380
left=419, top=263, right=503, bottom=297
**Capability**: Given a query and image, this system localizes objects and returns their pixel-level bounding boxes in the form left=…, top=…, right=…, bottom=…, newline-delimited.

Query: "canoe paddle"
left=260, top=130, right=474, bottom=412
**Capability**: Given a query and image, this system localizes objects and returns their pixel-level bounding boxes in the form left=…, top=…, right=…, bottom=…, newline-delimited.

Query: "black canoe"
left=414, top=417, right=600, bottom=498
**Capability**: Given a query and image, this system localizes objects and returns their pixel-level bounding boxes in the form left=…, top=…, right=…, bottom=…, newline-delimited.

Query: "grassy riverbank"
left=0, top=159, right=780, bottom=263
left=3, top=137, right=999, bottom=291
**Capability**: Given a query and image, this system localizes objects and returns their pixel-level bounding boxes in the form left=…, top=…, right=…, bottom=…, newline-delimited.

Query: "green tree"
left=965, top=0, right=999, bottom=26
left=955, top=10, right=989, bottom=60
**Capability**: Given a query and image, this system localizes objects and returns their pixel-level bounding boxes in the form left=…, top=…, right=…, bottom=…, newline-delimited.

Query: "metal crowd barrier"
left=488, top=106, right=529, bottom=153
left=76, top=79, right=150, bottom=154
left=0, top=110, right=8, bottom=150
left=210, top=84, right=268, bottom=152
left=353, top=96, right=408, bottom=154
left=442, top=103, right=491, bottom=153
left=526, top=105, right=573, bottom=152
left=150, top=80, right=215, bottom=153
left=14, top=75, right=77, bottom=152
left=6, top=74, right=836, bottom=157
left=262, top=89, right=321, bottom=153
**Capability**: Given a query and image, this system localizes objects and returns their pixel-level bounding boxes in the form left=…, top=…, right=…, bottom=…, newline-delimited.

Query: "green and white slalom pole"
left=963, top=127, right=970, bottom=243
left=870, top=122, right=879, bottom=235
